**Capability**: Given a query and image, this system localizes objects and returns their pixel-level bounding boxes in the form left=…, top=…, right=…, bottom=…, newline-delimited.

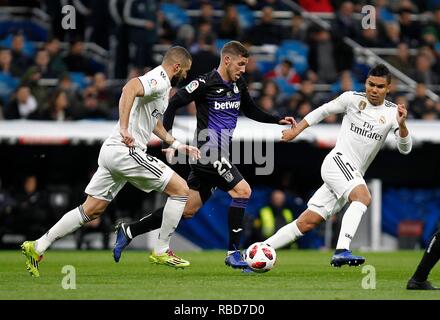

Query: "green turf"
left=0, top=249, right=439, bottom=300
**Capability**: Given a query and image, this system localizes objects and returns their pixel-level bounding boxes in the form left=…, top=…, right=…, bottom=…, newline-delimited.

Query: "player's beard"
left=171, top=68, right=187, bottom=87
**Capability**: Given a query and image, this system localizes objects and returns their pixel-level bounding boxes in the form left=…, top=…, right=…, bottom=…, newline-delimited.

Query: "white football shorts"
left=307, top=151, right=366, bottom=220
left=85, top=145, right=174, bottom=202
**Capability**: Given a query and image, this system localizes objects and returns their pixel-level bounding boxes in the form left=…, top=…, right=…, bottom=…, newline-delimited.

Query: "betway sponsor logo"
left=214, top=101, right=240, bottom=110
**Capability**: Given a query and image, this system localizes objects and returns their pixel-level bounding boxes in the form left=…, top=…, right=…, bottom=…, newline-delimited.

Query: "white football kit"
left=304, top=91, right=412, bottom=220
left=85, top=65, right=174, bottom=201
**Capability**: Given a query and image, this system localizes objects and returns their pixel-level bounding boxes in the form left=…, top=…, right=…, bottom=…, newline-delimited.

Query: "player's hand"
left=162, top=147, right=176, bottom=163
left=162, top=145, right=201, bottom=162
left=396, top=104, right=408, bottom=125
left=177, top=144, right=201, bottom=161
left=279, top=116, right=297, bottom=128
left=145, top=21, right=155, bottom=29
left=281, top=128, right=298, bottom=142
left=120, top=128, right=135, bottom=147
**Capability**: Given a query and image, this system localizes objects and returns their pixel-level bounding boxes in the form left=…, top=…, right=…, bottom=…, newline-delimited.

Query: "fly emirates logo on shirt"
left=214, top=100, right=241, bottom=110
left=350, top=121, right=384, bottom=141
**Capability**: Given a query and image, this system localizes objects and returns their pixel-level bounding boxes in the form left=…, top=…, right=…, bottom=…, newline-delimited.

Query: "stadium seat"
left=236, top=5, right=255, bottom=30
left=0, top=73, right=18, bottom=106
left=275, top=41, right=309, bottom=76
left=69, top=72, right=90, bottom=89
left=330, top=80, right=364, bottom=93
left=274, top=77, right=297, bottom=96
left=0, top=34, right=36, bottom=58
left=160, top=3, right=189, bottom=29
left=256, top=60, right=277, bottom=75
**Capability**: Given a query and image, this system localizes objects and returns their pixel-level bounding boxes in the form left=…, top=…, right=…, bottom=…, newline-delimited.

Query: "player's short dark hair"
left=163, top=46, right=192, bottom=66
left=221, top=41, right=249, bottom=58
left=367, top=64, right=391, bottom=84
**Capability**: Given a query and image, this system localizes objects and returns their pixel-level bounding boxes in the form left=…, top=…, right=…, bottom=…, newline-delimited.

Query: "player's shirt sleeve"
left=391, top=111, right=412, bottom=155
left=163, top=77, right=207, bottom=131
left=239, top=79, right=281, bottom=124
left=137, top=73, right=167, bottom=97
left=304, top=91, right=352, bottom=126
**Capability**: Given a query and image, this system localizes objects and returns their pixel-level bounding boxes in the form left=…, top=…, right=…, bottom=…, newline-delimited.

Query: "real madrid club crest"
left=358, top=100, right=367, bottom=111
left=379, top=115, right=386, bottom=124
left=233, top=83, right=239, bottom=94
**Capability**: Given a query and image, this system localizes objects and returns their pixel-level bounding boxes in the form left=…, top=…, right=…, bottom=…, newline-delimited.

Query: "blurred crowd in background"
left=1, top=0, right=440, bottom=123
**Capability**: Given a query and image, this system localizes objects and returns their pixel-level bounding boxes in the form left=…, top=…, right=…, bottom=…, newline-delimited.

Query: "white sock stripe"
left=78, top=205, right=91, bottom=223
left=170, top=196, right=188, bottom=202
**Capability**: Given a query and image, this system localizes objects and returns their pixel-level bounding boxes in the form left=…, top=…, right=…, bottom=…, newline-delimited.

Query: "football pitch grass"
left=0, top=249, right=439, bottom=300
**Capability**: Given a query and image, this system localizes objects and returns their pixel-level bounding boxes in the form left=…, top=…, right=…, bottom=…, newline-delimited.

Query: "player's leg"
left=265, top=209, right=323, bottom=249
left=22, top=156, right=121, bottom=277
left=148, top=172, right=191, bottom=268
left=334, top=184, right=370, bottom=253
left=407, top=228, right=440, bottom=290
left=113, top=170, right=205, bottom=262
left=319, top=152, right=368, bottom=267
left=21, top=195, right=109, bottom=277
left=265, top=183, right=334, bottom=249
left=122, top=149, right=191, bottom=268
left=225, top=179, right=251, bottom=269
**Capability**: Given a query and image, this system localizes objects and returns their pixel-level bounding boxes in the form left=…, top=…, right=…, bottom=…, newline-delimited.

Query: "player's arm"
left=281, top=92, right=350, bottom=142
left=163, top=88, right=195, bottom=132
left=118, top=78, right=145, bottom=147
left=394, top=104, right=412, bottom=154
left=153, top=120, right=201, bottom=161
left=240, top=85, right=295, bottom=126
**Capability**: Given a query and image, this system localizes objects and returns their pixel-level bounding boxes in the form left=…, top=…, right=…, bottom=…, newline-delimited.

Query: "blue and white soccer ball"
left=245, top=242, right=277, bottom=273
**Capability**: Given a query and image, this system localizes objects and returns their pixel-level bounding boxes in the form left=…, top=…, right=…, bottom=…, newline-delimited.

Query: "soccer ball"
left=244, top=242, right=277, bottom=273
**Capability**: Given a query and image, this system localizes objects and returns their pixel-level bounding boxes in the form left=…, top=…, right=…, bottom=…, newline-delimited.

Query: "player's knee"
left=360, top=195, right=372, bottom=207
left=84, top=202, right=106, bottom=220
left=351, top=194, right=371, bottom=207
left=296, top=219, right=317, bottom=233
left=236, top=184, right=252, bottom=199
left=183, top=208, right=196, bottom=219
left=175, top=182, right=190, bottom=197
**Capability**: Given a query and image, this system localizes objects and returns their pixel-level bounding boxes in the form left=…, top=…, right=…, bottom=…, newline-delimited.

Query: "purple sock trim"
left=231, top=198, right=249, bottom=209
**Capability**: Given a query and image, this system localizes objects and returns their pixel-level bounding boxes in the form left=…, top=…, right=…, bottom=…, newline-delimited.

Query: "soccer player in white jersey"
left=21, top=46, right=201, bottom=277
left=264, top=64, right=412, bottom=267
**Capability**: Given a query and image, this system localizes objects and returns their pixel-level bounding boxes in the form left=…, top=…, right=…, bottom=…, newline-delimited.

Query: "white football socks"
left=35, top=205, right=92, bottom=255
left=336, top=201, right=368, bottom=250
left=265, top=219, right=303, bottom=250
left=154, top=196, right=188, bottom=255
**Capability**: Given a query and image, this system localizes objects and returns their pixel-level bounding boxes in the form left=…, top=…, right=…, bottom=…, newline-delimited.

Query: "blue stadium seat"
left=160, top=3, right=189, bottom=29
left=0, top=73, right=18, bottom=106
left=256, top=60, right=276, bottom=75
left=236, top=5, right=255, bottom=30
left=69, top=72, right=89, bottom=89
left=274, top=77, right=297, bottom=96
left=330, top=81, right=364, bottom=93
left=215, top=39, right=231, bottom=52
left=275, top=41, right=309, bottom=76
left=0, top=34, right=36, bottom=58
